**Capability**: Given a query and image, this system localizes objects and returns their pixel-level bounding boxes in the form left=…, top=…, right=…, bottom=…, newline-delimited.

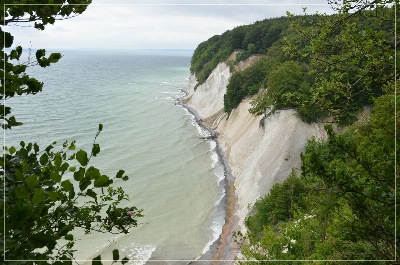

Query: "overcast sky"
left=6, top=0, right=334, bottom=50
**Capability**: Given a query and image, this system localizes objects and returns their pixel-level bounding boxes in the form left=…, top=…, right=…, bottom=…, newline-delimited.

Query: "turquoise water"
left=7, top=50, right=225, bottom=263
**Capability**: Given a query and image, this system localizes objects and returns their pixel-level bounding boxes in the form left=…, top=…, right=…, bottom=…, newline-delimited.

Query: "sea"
left=6, top=49, right=226, bottom=264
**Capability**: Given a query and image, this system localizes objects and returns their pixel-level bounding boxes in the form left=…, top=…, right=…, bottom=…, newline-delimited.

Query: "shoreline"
left=177, top=89, right=239, bottom=264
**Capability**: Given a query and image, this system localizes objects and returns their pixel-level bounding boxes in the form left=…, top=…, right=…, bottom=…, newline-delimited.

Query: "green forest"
left=191, top=2, right=396, bottom=125
left=191, top=0, right=398, bottom=262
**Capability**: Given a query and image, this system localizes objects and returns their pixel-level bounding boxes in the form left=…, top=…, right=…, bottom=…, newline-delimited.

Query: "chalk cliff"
left=183, top=61, right=327, bottom=230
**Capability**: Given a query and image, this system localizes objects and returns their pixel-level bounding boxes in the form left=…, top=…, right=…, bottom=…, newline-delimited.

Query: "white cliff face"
left=184, top=62, right=326, bottom=230
left=215, top=103, right=326, bottom=229
left=186, top=62, right=231, bottom=119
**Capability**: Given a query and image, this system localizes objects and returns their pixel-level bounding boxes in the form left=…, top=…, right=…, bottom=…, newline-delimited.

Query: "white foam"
left=214, top=190, right=225, bottom=206
left=197, top=217, right=225, bottom=260
left=210, top=152, right=219, bottom=168
left=177, top=101, right=211, bottom=139
left=120, top=243, right=156, bottom=265
left=209, top=140, right=217, bottom=150
left=195, top=124, right=211, bottom=139
left=215, top=167, right=225, bottom=184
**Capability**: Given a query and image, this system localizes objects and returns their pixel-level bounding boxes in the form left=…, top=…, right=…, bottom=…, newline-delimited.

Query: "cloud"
left=5, top=0, right=335, bottom=50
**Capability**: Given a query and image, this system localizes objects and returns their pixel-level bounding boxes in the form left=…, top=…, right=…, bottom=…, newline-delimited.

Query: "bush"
left=224, top=58, right=269, bottom=113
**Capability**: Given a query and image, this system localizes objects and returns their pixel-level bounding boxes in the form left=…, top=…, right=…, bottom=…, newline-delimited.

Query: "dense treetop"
left=191, top=2, right=396, bottom=125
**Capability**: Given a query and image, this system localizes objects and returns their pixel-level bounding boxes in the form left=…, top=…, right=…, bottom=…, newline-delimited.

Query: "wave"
left=120, top=243, right=156, bottom=265
left=196, top=214, right=225, bottom=261
left=177, top=91, right=229, bottom=263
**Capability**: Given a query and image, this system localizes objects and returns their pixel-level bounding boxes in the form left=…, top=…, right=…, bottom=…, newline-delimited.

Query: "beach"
left=179, top=60, right=327, bottom=264
left=178, top=91, right=240, bottom=264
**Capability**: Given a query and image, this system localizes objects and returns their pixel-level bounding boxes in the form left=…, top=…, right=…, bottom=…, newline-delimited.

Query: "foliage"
left=250, top=3, right=397, bottom=124
left=191, top=0, right=396, bottom=124
left=1, top=1, right=92, bottom=129
left=245, top=172, right=306, bottom=240
left=1, top=1, right=143, bottom=263
left=224, top=58, right=269, bottom=113
left=238, top=1, right=398, bottom=261
left=240, top=86, right=398, bottom=262
left=252, top=60, right=314, bottom=119
left=2, top=125, right=143, bottom=262
left=190, top=16, right=289, bottom=86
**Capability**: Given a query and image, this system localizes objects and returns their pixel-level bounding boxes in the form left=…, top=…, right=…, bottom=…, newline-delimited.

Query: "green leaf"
left=122, top=176, right=129, bottom=181
left=54, top=153, right=62, bottom=168
left=86, top=189, right=97, bottom=201
left=49, top=52, right=62, bottom=63
left=61, top=180, right=74, bottom=192
left=48, top=17, right=56, bottom=25
left=36, top=49, right=46, bottom=59
left=32, top=188, right=46, bottom=204
left=116, top=170, right=125, bottom=179
left=4, top=31, right=14, bottom=48
left=50, top=171, right=62, bottom=183
left=74, top=167, right=85, bottom=181
left=4, top=116, right=23, bottom=129
left=9, top=146, right=16, bottom=154
left=69, top=189, right=76, bottom=199
left=69, top=141, right=76, bottom=150
left=58, top=225, right=72, bottom=237
left=10, top=50, right=18, bottom=60
left=92, top=143, right=100, bottom=157
left=16, top=46, right=22, bottom=57
left=92, top=255, right=102, bottom=265
left=112, top=249, right=119, bottom=262
left=34, top=143, right=39, bottom=153
left=15, top=185, right=30, bottom=199
left=26, top=78, right=43, bottom=93
left=94, top=175, right=110, bottom=187
left=26, top=175, right=39, bottom=190
left=79, top=179, right=91, bottom=191
left=48, top=191, right=60, bottom=201
left=40, top=153, right=49, bottom=165
left=121, top=257, right=129, bottom=264
left=85, top=166, right=100, bottom=180
left=15, top=169, right=23, bottom=181
left=98, top=124, right=103, bottom=131
left=26, top=143, right=32, bottom=153
left=21, top=161, right=29, bottom=173
left=34, top=22, right=45, bottom=30
left=60, top=162, right=69, bottom=173
left=76, top=150, right=89, bottom=167
left=65, top=234, right=74, bottom=241
left=3, top=106, right=11, bottom=117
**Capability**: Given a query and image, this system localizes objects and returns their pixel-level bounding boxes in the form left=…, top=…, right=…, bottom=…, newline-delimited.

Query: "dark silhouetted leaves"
left=92, top=143, right=100, bottom=157
left=112, top=249, right=120, bottom=262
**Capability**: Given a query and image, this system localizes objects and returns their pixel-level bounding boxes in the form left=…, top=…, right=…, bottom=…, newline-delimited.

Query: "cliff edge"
left=183, top=61, right=327, bottom=231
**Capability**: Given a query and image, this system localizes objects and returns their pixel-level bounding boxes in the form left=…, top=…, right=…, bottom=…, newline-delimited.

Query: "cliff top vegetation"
left=191, top=2, right=396, bottom=125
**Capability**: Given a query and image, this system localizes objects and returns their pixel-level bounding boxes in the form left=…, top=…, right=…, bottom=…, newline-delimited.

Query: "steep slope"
left=182, top=61, right=326, bottom=229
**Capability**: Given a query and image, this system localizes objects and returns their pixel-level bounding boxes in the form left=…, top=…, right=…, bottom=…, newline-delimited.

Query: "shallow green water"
left=7, top=50, right=225, bottom=263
